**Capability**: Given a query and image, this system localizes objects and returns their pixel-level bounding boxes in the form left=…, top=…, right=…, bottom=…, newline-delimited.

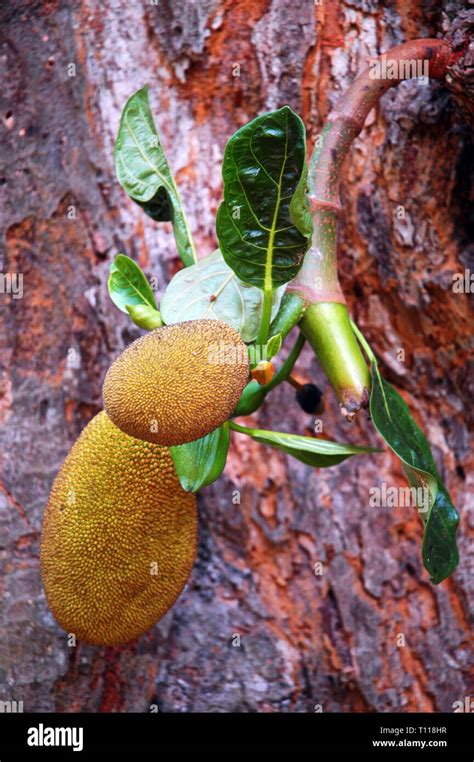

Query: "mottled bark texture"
left=0, top=0, right=472, bottom=713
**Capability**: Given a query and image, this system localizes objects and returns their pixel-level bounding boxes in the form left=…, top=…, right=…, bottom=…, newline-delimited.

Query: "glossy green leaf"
left=216, top=106, right=312, bottom=289
left=108, top=254, right=157, bottom=313
left=369, top=361, right=459, bottom=584
left=160, top=250, right=285, bottom=342
left=170, top=423, right=230, bottom=493
left=231, top=423, right=380, bottom=468
left=126, top=303, right=163, bottom=330
left=114, top=86, right=196, bottom=267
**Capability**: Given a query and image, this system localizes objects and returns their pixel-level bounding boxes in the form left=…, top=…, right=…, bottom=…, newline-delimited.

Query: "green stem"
left=229, top=421, right=256, bottom=436
left=351, top=320, right=389, bottom=398
left=350, top=320, right=376, bottom=364
left=170, top=183, right=198, bottom=267
left=256, top=287, right=273, bottom=346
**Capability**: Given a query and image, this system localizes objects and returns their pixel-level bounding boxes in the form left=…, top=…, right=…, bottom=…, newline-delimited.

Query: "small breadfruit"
left=102, top=319, right=249, bottom=446
left=40, top=411, right=197, bottom=646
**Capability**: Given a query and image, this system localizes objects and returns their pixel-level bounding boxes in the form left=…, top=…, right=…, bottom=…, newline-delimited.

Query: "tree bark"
left=0, top=0, right=472, bottom=713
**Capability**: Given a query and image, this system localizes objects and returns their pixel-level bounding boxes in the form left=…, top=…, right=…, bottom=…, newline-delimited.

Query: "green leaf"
left=160, top=250, right=285, bottom=342
left=108, top=254, right=157, bottom=314
left=216, top=106, right=312, bottom=289
left=265, top=333, right=282, bottom=360
left=114, top=85, right=196, bottom=267
left=351, top=320, right=460, bottom=584
left=231, top=423, right=380, bottom=468
left=170, top=424, right=230, bottom=493
left=126, top=303, right=163, bottom=330
left=368, top=361, right=459, bottom=584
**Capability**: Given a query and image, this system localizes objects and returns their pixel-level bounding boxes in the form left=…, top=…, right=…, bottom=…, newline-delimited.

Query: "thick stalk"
left=288, top=39, right=454, bottom=415
left=302, top=303, right=369, bottom=416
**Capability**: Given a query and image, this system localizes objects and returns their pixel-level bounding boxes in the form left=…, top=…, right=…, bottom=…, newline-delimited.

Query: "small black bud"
left=295, top=383, right=323, bottom=414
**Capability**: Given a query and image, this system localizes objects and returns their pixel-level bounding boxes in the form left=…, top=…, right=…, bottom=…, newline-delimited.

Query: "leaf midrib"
left=111, top=269, right=155, bottom=309
left=263, top=112, right=289, bottom=293
left=124, top=109, right=174, bottom=198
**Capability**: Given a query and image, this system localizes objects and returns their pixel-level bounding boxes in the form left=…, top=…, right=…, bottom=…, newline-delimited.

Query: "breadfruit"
left=40, top=411, right=197, bottom=646
left=102, top=319, right=249, bottom=446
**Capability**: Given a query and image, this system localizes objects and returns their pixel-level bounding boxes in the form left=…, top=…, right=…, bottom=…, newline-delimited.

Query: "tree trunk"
left=0, top=0, right=472, bottom=713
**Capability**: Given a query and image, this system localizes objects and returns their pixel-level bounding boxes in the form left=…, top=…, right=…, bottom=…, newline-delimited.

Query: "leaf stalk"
left=256, top=286, right=274, bottom=346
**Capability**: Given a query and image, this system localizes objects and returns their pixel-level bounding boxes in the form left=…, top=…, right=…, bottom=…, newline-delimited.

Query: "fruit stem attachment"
left=287, top=38, right=454, bottom=416
left=232, top=332, right=305, bottom=417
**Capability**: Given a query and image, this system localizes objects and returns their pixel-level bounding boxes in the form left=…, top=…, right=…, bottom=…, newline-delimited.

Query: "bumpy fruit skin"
left=102, top=319, right=249, bottom=446
left=40, top=412, right=197, bottom=647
